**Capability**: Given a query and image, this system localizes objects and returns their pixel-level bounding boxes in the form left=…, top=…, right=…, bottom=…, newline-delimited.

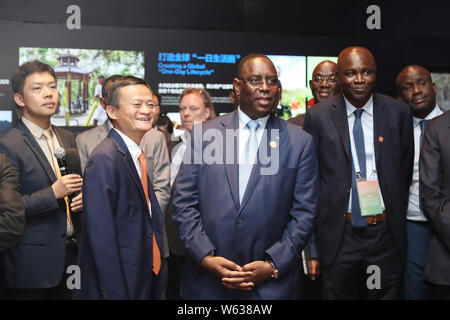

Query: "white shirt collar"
left=21, top=116, right=52, bottom=140
left=237, top=107, right=270, bottom=130
left=412, top=105, right=444, bottom=127
left=112, top=128, right=143, bottom=160
left=344, top=94, right=374, bottom=117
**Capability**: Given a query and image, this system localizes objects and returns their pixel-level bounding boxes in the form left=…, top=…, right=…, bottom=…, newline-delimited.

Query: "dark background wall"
left=0, top=0, right=448, bottom=102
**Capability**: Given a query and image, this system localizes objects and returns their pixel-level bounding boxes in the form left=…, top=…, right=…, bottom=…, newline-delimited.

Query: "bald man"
left=303, top=46, right=414, bottom=299
left=396, top=65, right=445, bottom=299
left=288, top=60, right=340, bottom=127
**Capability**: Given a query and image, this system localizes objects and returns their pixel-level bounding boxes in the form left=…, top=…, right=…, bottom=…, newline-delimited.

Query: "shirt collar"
left=21, top=116, right=52, bottom=140
left=112, top=128, right=142, bottom=160
left=344, top=94, right=374, bottom=117
left=412, top=105, right=444, bottom=127
left=237, top=107, right=270, bottom=130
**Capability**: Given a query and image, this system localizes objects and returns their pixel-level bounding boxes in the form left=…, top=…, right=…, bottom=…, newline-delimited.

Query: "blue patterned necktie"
left=419, top=119, right=427, bottom=211
left=239, top=120, right=260, bottom=204
left=351, top=109, right=367, bottom=227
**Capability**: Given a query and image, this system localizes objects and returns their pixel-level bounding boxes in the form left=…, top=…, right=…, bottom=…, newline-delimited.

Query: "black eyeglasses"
left=312, top=75, right=337, bottom=84
left=239, top=77, right=279, bottom=88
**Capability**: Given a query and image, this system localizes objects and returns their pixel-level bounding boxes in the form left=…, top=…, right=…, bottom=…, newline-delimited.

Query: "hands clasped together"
left=201, top=255, right=274, bottom=291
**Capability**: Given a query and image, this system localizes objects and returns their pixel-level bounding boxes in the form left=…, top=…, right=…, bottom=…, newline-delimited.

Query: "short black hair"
left=11, top=60, right=56, bottom=95
left=156, top=114, right=173, bottom=134
left=102, top=75, right=127, bottom=98
left=107, top=76, right=151, bottom=108
left=236, top=53, right=272, bottom=78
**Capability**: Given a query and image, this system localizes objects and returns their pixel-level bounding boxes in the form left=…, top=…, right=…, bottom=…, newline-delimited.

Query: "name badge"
left=356, top=179, right=383, bottom=216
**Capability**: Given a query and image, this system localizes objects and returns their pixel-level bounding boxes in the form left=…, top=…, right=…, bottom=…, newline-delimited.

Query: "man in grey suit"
left=420, top=110, right=450, bottom=299
left=76, top=76, right=170, bottom=213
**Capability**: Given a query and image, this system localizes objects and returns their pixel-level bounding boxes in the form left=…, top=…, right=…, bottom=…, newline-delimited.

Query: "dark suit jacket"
left=0, top=120, right=80, bottom=288
left=420, top=111, right=450, bottom=285
left=172, top=110, right=319, bottom=299
left=288, top=114, right=305, bottom=127
left=0, top=154, right=25, bottom=252
left=74, top=129, right=166, bottom=300
left=303, top=93, right=414, bottom=268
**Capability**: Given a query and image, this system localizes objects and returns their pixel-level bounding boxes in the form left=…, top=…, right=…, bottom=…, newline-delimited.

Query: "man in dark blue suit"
left=74, top=77, right=166, bottom=300
left=172, top=53, right=319, bottom=299
left=0, top=61, right=83, bottom=299
left=303, top=47, right=414, bottom=299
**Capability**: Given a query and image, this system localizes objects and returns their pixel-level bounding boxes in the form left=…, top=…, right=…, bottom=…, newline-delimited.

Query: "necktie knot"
left=354, top=109, right=364, bottom=119
left=43, top=128, right=53, bottom=140
left=246, top=120, right=260, bottom=132
left=138, top=151, right=145, bottom=163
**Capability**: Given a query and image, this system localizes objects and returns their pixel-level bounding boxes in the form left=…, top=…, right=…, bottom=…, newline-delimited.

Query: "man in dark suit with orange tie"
left=303, top=47, right=414, bottom=299
left=74, top=77, right=166, bottom=300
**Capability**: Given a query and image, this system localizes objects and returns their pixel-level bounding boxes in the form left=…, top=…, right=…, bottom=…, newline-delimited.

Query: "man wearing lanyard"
left=303, top=46, right=414, bottom=299
left=396, top=65, right=444, bottom=299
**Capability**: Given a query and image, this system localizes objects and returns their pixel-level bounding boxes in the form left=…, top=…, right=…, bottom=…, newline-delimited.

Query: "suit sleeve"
left=0, top=154, right=25, bottom=252
left=420, top=120, right=450, bottom=249
left=402, top=107, right=415, bottom=195
left=83, top=152, right=130, bottom=299
left=266, top=134, right=319, bottom=276
left=0, top=141, right=60, bottom=217
left=76, top=134, right=89, bottom=175
left=143, top=131, right=170, bottom=213
left=172, top=127, right=215, bottom=267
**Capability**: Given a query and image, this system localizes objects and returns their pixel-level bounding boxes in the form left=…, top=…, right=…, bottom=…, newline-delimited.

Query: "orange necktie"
left=138, top=151, right=161, bottom=275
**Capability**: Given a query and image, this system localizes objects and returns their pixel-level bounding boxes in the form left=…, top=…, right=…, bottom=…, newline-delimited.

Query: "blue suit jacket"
left=0, top=120, right=79, bottom=288
left=303, top=93, right=414, bottom=268
left=172, top=110, right=319, bottom=299
left=74, top=129, right=166, bottom=300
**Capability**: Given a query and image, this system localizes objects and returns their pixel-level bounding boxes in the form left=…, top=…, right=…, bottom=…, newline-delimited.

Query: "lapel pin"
left=378, top=136, right=384, bottom=143
left=270, top=141, right=277, bottom=148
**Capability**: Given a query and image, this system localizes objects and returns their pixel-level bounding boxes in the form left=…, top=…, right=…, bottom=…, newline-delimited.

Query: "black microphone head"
left=54, top=147, right=66, bottom=160
left=65, top=148, right=82, bottom=176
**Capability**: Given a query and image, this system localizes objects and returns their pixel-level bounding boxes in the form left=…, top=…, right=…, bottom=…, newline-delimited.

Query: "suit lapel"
left=331, top=97, right=351, bottom=163
left=108, top=129, right=148, bottom=208
left=17, top=121, right=56, bottom=182
left=222, top=110, right=240, bottom=212
left=372, top=94, right=386, bottom=169
left=239, top=114, right=280, bottom=213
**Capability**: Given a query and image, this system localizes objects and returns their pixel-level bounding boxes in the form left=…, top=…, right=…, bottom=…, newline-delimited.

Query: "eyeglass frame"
left=237, top=76, right=280, bottom=88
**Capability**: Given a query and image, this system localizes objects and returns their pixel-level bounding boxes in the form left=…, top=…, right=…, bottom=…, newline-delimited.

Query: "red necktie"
left=138, top=151, right=161, bottom=275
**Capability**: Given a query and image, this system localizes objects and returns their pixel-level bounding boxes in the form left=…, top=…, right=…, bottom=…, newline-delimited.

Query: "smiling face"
left=14, top=71, right=59, bottom=128
left=396, top=66, right=436, bottom=119
left=337, top=47, right=376, bottom=108
left=106, top=84, right=156, bottom=144
left=234, top=56, right=280, bottom=120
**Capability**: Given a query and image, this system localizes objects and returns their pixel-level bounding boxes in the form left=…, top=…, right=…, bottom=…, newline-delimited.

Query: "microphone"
left=54, top=147, right=82, bottom=176
left=54, top=147, right=82, bottom=201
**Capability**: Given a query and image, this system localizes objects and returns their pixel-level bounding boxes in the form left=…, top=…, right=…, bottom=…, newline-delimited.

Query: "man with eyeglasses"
left=289, top=60, right=340, bottom=127
left=172, top=53, right=319, bottom=299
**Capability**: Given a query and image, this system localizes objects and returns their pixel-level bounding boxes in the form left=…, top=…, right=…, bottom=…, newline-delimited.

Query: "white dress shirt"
left=113, top=128, right=151, bottom=217
left=407, top=105, right=444, bottom=221
left=344, top=95, right=385, bottom=213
